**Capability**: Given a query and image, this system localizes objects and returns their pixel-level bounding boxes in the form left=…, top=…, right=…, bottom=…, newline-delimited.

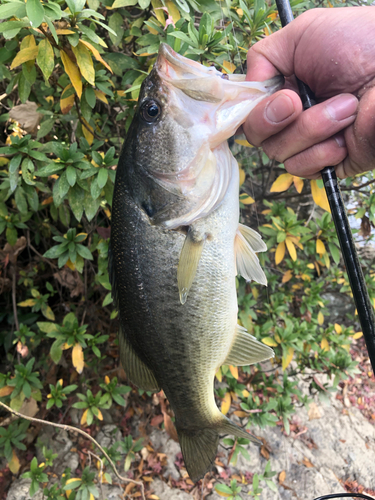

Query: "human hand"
left=243, top=6, right=375, bottom=179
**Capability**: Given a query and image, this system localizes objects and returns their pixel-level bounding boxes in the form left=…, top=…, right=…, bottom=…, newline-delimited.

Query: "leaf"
left=10, top=47, right=39, bottom=69
left=79, top=40, right=113, bottom=73
left=278, top=470, right=286, bottom=484
left=60, top=85, right=75, bottom=114
left=275, top=241, right=285, bottom=265
left=353, top=331, right=363, bottom=339
left=36, top=38, right=54, bottom=82
left=223, top=60, right=236, bottom=73
left=262, top=337, right=278, bottom=347
left=239, top=194, right=255, bottom=205
left=234, top=139, right=253, bottom=147
left=221, top=392, right=231, bottom=415
left=8, top=450, right=21, bottom=474
left=0, top=1, right=26, bottom=19
left=239, top=168, right=245, bottom=186
left=60, top=50, right=82, bottom=99
left=293, top=176, right=303, bottom=193
left=68, top=185, right=85, bottom=221
left=229, top=365, right=238, bottom=379
left=72, top=343, right=84, bottom=373
left=112, top=0, right=137, bottom=7
left=165, top=1, right=180, bottom=22
left=320, top=337, right=329, bottom=352
left=270, top=173, right=293, bottom=193
left=72, top=43, right=95, bottom=86
left=334, top=323, right=342, bottom=334
left=282, top=270, right=293, bottom=283
left=82, top=117, right=94, bottom=145
left=0, top=386, right=14, bottom=397
left=26, top=0, right=45, bottom=28
left=317, top=311, right=324, bottom=325
left=282, top=347, right=294, bottom=370
left=316, top=239, right=326, bottom=255
left=311, top=180, right=331, bottom=212
left=285, top=237, right=297, bottom=261
left=151, top=0, right=165, bottom=25
left=215, top=483, right=232, bottom=497
left=94, top=90, right=108, bottom=104
left=97, top=168, right=108, bottom=189
left=18, top=299, right=36, bottom=307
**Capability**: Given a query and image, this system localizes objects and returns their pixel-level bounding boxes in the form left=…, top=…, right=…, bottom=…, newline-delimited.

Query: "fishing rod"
left=274, top=0, right=375, bottom=375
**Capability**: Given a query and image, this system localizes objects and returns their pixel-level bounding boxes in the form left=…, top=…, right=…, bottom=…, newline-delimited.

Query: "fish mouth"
left=263, top=74, right=285, bottom=93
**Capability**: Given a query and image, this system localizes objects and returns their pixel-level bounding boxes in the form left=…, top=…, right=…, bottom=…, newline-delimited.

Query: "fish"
left=109, top=43, right=283, bottom=482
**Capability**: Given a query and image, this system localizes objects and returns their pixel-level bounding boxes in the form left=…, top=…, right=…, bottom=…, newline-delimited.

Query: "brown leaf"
left=260, top=445, right=270, bottom=460
left=278, top=470, right=286, bottom=484
left=150, top=414, right=164, bottom=427
left=53, top=268, right=84, bottom=298
left=0, top=386, right=14, bottom=397
left=163, top=412, right=178, bottom=442
left=307, top=402, right=321, bottom=420
left=16, top=341, right=29, bottom=358
left=19, top=398, right=38, bottom=418
left=302, top=457, right=314, bottom=468
left=9, top=102, right=41, bottom=134
left=2, top=236, right=26, bottom=265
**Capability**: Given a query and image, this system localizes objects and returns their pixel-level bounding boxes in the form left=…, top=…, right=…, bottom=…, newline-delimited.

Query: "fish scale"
left=110, top=43, right=283, bottom=481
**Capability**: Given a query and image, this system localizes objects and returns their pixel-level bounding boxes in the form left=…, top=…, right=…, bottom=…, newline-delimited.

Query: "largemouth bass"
left=110, top=44, right=283, bottom=482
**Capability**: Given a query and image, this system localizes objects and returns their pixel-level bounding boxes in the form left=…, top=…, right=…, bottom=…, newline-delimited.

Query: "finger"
left=243, top=89, right=302, bottom=146
left=284, top=134, right=348, bottom=179
left=262, top=94, right=358, bottom=162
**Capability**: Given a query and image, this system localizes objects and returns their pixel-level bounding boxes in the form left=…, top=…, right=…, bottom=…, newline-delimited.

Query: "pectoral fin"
left=224, top=324, right=274, bottom=366
left=118, top=327, right=160, bottom=392
left=177, top=228, right=205, bottom=305
left=235, top=224, right=267, bottom=285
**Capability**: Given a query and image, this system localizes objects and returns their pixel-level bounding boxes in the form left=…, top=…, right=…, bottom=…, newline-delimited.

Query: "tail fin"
left=177, top=416, right=260, bottom=482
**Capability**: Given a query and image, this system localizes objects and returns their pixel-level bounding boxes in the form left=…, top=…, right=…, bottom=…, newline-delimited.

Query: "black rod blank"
left=274, top=0, right=375, bottom=374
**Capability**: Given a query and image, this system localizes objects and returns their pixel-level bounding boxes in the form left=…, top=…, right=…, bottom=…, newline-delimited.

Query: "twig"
left=27, top=231, right=58, bottom=270
left=0, top=401, right=146, bottom=500
left=12, top=270, right=19, bottom=332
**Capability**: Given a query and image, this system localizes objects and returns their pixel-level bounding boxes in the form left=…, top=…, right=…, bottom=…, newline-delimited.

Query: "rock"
left=6, top=478, right=43, bottom=500
left=36, top=427, right=79, bottom=474
left=149, top=429, right=181, bottom=480
left=101, top=484, right=124, bottom=499
left=96, top=424, right=122, bottom=450
left=151, top=478, right=194, bottom=499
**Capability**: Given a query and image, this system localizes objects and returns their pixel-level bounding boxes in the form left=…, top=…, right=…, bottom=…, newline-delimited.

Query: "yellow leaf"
left=21, top=35, right=36, bottom=50
left=233, top=410, right=248, bottom=418
left=165, top=0, right=180, bottom=22
left=11, top=46, right=39, bottom=69
left=60, top=84, right=75, bottom=114
left=72, top=343, right=84, bottom=374
left=270, top=173, right=293, bottom=193
left=307, top=263, right=315, bottom=269
left=282, top=270, right=293, bottom=283
left=18, top=299, right=36, bottom=307
left=285, top=237, right=297, bottom=261
left=274, top=333, right=281, bottom=343
left=353, top=331, right=363, bottom=339
left=81, top=408, right=88, bottom=426
left=282, top=347, right=294, bottom=370
left=76, top=232, right=88, bottom=241
left=262, top=337, right=278, bottom=347
left=0, top=386, right=14, bottom=397
left=268, top=11, right=278, bottom=20
left=321, top=337, right=329, bottom=352
left=236, top=8, right=243, bottom=16
left=293, top=176, right=303, bottom=193
left=60, top=50, right=82, bottom=99
left=81, top=117, right=94, bottom=145
left=221, top=392, right=231, bottom=415
left=242, top=389, right=250, bottom=398
left=222, top=60, right=236, bottom=74
left=94, top=89, right=108, bottom=104
left=66, top=258, right=75, bottom=271
left=72, top=43, right=95, bottom=86
left=8, top=450, right=20, bottom=474
left=275, top=241, right=285, bottom=265
left=229, top=365, right=238, bottom=379
left=301, top=273, right=311, bottom=281
left=239, top=168, right=245, bottom=186
left=56, top=29, right=75, bottom=34
left=151, top=0, right=165, bottom=25
left=66, top=477, right=82, bottom=497
left=97, top=409, right=103, bottom=421
left=334, top=324, right=342, bottom=334
left=316, top=239, right=326, bottom=255
left=311, top=180, right=331, bottom=212
left=317, top=311, right=324, bottom=325
left=44, top=305, right=55, bottom=320
left=104, top=375, right=110, bottom=384
left=234, top=139, right=253, bottom=147
left=58, top=378, right=63, bottom=386
left=240, top=195, right=255, bottom=205
left=215, top=367, right=222, bottom=382
left=79, top=40, right=113, bottom=73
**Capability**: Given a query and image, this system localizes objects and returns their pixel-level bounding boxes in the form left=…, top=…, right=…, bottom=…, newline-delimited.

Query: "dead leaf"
left=1, top=236, right=26, bottom=265
left=302, top=457, right=314, bottom=468
left=9, top=102, right=42, bottom=134
left=260, top=444, right=270, bottom=460
left=16, top=341, right=29, bottom=358
left=308, top=402, right=321, bottom=420
left=53, top=268, right=84, bottom=297
left=278, top=470, right=286, bottom=484
left=19, top=398, right=38, bottom=418
left=8, top=450, right=20, bottom=474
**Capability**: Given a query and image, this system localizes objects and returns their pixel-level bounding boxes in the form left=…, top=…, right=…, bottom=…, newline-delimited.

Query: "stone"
left=151, top=478, right=194, bottom=499
left=6, top=478, right=43, bottom=500
left=149, top=429, right=182, bottom=480
left=96, top=424, right=123, bottom=450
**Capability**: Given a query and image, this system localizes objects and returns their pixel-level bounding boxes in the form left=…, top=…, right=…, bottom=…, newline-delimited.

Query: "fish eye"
left=140, top=99, right=161, bottom=123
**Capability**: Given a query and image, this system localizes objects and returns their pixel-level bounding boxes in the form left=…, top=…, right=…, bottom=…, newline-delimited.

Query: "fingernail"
left=334, top=133, right=346, bottom=148
left=326, top=94, right=358, bottom=121
left=266, top=94, right=295, bottom=123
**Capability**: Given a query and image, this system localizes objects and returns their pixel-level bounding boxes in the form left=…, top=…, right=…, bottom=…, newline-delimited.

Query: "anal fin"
left=224, top=324, right=274, bottom=366
left=235, top=224, right=267, bottom=285
left=177, top=227, right=205, bottom=304
left=118, top=327, right=160, bottom=392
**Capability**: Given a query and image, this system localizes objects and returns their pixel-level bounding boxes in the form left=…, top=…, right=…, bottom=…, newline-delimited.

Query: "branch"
left=0, top=401, right=146, bottom=500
